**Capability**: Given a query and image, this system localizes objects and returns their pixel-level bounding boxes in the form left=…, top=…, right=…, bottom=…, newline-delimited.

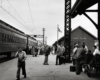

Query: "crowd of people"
left=15, top=41, right=100, bottom=80
left=55, top=44, right=65, bottom=65
left=15, top=43, right=66, bottom=80
left=71, top=42, right=100, bottom=75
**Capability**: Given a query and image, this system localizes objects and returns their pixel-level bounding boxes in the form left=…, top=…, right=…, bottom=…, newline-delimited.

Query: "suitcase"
left=70, top=65, right=76, bottom=72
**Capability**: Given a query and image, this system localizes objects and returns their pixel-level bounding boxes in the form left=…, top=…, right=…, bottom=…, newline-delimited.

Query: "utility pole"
left=46, top=37, right=47, bottom=45
left=43, top=28, right=45, bottom=45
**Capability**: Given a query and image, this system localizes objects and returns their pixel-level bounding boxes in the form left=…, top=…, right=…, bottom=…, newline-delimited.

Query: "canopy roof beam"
left=83, top=12, right=98, bottom=29
left=85, top=10, right=98, bottom=12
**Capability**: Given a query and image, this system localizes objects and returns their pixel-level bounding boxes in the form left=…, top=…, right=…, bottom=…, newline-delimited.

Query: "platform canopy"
left=70, top=0, right=98, bottom=18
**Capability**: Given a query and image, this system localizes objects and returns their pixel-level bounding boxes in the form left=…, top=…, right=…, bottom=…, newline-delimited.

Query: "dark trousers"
left=44, top=56, right=48, bottom=64
left=60, top=56, right=66, bottom=64
left=75, top=59, right=82, bottom=74
left=72, top=59, right=76, bottom=65
left=16, top=61, right=26, bottom=79
left=56, top=55, right=61, bottom=65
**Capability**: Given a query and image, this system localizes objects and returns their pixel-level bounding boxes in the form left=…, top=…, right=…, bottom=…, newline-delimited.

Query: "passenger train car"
left=0, top=20, right=37, bottom=59
left=27, top=35, right=37, bottom=48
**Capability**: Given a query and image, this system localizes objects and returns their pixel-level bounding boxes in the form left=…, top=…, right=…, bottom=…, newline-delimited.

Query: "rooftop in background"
left=53, top=26, right=97, bottom=45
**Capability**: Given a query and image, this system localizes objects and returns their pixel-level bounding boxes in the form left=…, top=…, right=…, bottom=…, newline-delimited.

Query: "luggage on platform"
left=70, top=65, right=76, bottom=72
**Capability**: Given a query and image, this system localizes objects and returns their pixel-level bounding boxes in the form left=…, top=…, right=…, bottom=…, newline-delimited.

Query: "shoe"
left=76, top=72, right=80, bottom=75
left=76, top=71, right=80, bottom=75
left=43, top=63, right=45, bottom=65
left=45, top=63, right=49, bottom=65
left=24, top=75, right=26, bottom=78
left=16, top=78, right=20, bottom=80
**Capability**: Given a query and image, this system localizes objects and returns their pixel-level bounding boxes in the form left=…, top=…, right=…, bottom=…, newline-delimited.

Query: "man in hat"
left=83, top=42, right=88, bottom=54
left=93, top=45, right=100, bottom=56
left=55, top=43, right=62, bottom=65
left=71, top=44, right=79, bottom=65
left=15, top=46, right=27, bottom=80
left=75, top=44, right=87, bottom=75
left=43, top=46, right=51, bottom=65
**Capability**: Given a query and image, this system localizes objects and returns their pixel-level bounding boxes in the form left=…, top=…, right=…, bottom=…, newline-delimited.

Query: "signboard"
left=31, top=35, right=43, bottom=38
left=34, top=35, right=43, bottom=38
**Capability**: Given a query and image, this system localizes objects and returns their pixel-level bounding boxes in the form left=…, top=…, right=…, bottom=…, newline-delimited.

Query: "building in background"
left=53, top=26, right=97, bottom=53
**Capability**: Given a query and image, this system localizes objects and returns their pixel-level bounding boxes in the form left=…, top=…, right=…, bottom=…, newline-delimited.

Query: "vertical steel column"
left=98, top=1, right=100, bottom=50
left=64, top=0, right=71, bottom=62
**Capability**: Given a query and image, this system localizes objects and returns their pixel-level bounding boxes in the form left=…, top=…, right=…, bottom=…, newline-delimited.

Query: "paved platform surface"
left=0, top=54, right=100, bottom=80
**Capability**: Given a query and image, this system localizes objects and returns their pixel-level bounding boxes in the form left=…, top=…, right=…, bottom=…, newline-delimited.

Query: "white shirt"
left=73, top=47, right=77, bottom=54
left=93, top=48, right=100, bottom=56
left=85, top=46, right=88, bottom=54
left=61, top=46, right=65, bottom=53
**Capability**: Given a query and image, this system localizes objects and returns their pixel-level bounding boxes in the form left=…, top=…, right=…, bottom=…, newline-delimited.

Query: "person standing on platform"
left=43, top=46, right=51, bottom=65
left=71, top=44, right=79, bottom=65
left=83, top=42, right=88, bottom=54
left=60, top=44, right=65, bottom=64
left=75, top=44, right=86, bottom=75
left=31, top=46, right=35, bottom=57
left=93, top=45, right=100, bottom=56
left=37, top=46, right=41, bottom=55
left=35, top=46, right=38, bottom=57
left=15, top=46, right=27, bottom=80
left=55, top=43, right=61, bottom=65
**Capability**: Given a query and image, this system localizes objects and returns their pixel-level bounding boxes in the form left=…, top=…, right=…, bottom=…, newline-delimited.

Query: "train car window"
left=16, top=37, right=19, bottom=43
left=17, top=37, right=19, bottom=43
left=13, top=37, right=15, bottom=43
left=2, top=33, right=4, bottom=42
left=18, top=38, right=20, bottom=43
left=12, top=37, right=14, bottom=43
left=16, top=37, right=17, bottom=43
left=1, top=33, right=3, bottom=42
left=0, top=33, right=2, bottom=41
left=14, top=37, right=16, bottom=43
left=10, top=36, right=12, bottom=43
left=17, top=37, right=18, bottom=43
left=4, top=34, right=5, bottom=43
left=21, top=38, right=23, bottom=43
left=7, top=35, right=9, bottom=43
left=9, top=36, right=11, bottom=43
left=9, top=35, right=11, bottom=43
left=11, top=36, right=13, bottom=43
left=8, top=35, right=10, bottom=43
left=3, top=34, right=6, bottom=43
left=3, top=34, right=5, bottom=42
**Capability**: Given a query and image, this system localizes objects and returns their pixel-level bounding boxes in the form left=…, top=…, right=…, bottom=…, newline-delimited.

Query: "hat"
left=75, top=44, right=79, bottom=47
left=18, top=46, right=23, bottom=49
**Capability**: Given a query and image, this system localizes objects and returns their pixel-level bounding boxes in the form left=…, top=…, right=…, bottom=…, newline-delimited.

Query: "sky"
left=0, top=0, right=98, bottom=46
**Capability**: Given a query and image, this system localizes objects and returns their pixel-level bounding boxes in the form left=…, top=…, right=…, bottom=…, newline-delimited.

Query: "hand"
left=71, top=57, right=73, bottom=61
left=22, top=60, right=25, bottom=62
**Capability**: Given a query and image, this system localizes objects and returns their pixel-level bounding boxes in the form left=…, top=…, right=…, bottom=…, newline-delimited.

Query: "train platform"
left=0, top=54, right=100, bottom=80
